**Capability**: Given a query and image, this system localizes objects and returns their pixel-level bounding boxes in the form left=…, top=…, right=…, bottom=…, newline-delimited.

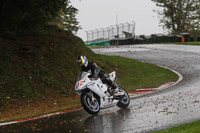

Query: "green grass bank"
left=155, top=120, right=200, bottom=133
left=162, top=41, right=200, bottom=46
left=98, top=55, right=178, bottom=92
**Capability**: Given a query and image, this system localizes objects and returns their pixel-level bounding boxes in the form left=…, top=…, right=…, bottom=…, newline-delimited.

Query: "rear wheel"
left=81, top=93, right=100, bottom=115
left=117, top=86, right=130, bottom=108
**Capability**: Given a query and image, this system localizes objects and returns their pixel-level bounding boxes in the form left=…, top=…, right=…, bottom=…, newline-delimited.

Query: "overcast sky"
left=71, top=0, right=164, bottom=41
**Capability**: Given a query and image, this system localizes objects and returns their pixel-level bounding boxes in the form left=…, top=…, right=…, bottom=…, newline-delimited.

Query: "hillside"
left=0, top=31, right=112, bottom=112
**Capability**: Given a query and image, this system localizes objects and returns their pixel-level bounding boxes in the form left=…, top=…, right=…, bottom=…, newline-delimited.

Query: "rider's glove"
left=88, top=74, right=99, bottom=80
left=93, top=74, right=99, bottom=79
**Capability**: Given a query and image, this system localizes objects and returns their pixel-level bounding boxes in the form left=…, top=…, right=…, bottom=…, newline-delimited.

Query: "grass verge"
left=155, top=120, right=200, bottom=133
left=99, top=55, right=178, bottom=92
left=160, top=41, right=200, bottom=46
left=0, top=54, right=178, bottom=123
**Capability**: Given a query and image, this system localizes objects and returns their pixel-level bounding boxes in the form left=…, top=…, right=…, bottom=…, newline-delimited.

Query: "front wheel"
left=81, top=93, right=100, bottom=115
left=117, top=86, right=130, bottom=108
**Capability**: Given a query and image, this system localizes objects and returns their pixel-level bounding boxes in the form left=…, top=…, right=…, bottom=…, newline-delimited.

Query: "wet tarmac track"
left=1, top=44, right=200, bottom=133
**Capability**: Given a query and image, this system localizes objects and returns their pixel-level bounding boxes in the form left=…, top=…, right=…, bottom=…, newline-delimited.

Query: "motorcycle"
left=74, top=71, right=130, bottom=114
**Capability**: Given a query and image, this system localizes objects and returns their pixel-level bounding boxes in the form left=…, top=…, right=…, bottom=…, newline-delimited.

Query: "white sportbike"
left=74, top=71, right=130, bottom=114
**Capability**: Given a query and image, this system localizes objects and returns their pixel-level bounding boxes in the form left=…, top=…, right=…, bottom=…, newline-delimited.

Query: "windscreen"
left=78, top=71, right=88, bottom=80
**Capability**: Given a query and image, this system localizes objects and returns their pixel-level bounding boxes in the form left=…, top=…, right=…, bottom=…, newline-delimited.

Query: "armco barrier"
left=86, top=35, right=198, bottom=46
left=110, top=38, right=134, bottom=46
left=86, top=40, right=110, bottom=46
left=110, top=35, right=182, bottom=46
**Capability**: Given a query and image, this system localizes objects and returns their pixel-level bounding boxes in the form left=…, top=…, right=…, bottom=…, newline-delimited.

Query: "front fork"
left=107, top=87, right=113, bottom=96
left=86, top=90, right=95, bottom=101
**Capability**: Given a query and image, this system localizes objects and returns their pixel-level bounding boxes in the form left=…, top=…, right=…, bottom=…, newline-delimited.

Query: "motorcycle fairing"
left=75, top=71, right=119, bottom=108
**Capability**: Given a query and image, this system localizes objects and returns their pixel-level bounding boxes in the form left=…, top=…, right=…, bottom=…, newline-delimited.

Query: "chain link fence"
left=86, top=22, right=135, bottom=43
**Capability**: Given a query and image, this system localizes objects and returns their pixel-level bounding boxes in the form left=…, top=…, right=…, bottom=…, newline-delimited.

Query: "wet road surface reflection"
left=0, top=107, right=132, bottom=133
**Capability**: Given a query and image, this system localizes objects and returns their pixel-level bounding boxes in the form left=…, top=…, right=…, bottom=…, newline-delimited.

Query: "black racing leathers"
left=80, top=62, right=117, bottom=89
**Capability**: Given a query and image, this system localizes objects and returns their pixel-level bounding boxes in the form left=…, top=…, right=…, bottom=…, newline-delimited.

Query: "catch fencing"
left=86, top=22, right=135, bottom=43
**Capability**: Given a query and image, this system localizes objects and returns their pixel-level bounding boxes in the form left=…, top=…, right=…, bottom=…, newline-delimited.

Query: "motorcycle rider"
left=77, top=55, right=124, bottom=97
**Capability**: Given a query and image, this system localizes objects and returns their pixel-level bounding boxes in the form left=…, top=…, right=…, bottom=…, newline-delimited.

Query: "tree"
left=152, top=0, right=200, bottom=37
left=0, top=0, right=80, bottom=38
left=49, top=0, right=81, bottom=34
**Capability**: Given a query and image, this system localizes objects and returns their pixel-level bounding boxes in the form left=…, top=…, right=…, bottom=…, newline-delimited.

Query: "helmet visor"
left=78, top=59, right=85, bottom=66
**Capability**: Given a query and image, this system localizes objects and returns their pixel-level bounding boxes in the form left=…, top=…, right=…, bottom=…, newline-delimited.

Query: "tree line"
left=152, top=0, right=200, bottom=38
left=0, top=0, right=80, bottom=39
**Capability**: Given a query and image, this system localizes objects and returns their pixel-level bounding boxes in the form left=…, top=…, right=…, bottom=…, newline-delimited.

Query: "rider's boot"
left=111, top=83, right=124, bottom=97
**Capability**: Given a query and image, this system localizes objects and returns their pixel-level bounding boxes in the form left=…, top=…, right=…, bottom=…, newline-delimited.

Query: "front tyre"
left=81, top=93, right=100, bottom=115
left=117, top=86, right=130, bottom=108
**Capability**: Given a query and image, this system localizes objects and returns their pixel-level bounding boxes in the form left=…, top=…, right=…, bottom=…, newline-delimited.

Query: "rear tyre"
left=117, top=86, right=130, bottom=108
left=81, top=93, right=100, bottom=115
